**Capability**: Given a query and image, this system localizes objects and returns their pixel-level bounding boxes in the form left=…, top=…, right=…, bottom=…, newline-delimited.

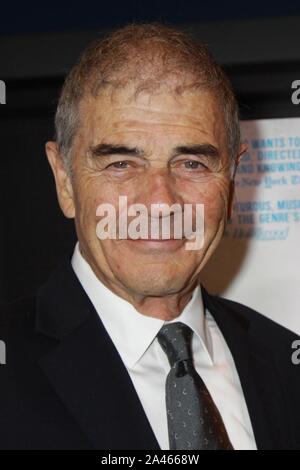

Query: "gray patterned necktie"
left=157, top=321, right=234, bottom=450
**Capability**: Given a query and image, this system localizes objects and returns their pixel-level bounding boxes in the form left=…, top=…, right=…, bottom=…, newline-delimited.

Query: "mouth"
left=127, top=237, right=185, bottom=250
left=132, top=238, right=181, bottom=241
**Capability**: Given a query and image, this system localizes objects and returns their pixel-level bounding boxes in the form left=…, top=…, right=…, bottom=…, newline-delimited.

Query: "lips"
left=129, top=238, right=184, bottom=241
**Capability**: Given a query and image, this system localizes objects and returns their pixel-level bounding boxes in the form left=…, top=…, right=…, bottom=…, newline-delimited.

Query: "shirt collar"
left=71, top=241, right=213, bottom=369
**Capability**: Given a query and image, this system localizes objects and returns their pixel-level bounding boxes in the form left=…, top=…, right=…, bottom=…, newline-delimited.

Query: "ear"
left=227, top=142, right=248, bottom=220
left=45, top=141, right=75, bottom=218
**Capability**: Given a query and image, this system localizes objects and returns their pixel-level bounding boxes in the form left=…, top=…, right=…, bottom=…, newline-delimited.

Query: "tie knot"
left=157, top=321, right=193, bottom=368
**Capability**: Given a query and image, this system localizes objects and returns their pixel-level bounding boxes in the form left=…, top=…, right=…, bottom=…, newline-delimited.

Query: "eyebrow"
left=88, top=142, right=220, bottom=159
left=89, top=143, right=146, bottom=158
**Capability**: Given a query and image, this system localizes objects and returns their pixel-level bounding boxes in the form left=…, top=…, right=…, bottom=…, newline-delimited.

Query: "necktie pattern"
left=157, top=321, right=234, bottom=450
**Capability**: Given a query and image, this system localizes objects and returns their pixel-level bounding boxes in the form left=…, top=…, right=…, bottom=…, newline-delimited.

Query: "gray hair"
left=54, top=21, right=241, bottom=178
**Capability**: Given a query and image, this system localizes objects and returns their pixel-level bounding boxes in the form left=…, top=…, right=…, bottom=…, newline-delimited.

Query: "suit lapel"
left=35, top=257, right=160, bottom=450
left=202, top=287, right=292, bottom=450
left=35, top=256, right=291, bottom=450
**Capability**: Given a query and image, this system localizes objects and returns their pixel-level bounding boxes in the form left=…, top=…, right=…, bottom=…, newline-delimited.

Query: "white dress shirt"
left=71, top=241, right=257, bottom=450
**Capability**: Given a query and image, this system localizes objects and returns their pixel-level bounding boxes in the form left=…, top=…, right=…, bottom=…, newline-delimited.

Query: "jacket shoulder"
left=211, top=293, right=299, bottom=343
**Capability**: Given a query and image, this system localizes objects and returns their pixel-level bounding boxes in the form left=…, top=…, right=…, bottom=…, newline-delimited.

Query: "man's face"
left=49, top=85, right=237, bottom=298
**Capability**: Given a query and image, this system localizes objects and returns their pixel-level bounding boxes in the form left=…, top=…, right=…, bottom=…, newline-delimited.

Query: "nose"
left=142, top=168, right=181, bottom=209
left=125, top=168, right=186, bottom=240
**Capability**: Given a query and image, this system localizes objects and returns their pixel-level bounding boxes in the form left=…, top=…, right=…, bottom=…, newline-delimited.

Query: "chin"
left=120, top=268, right=190, bottom=296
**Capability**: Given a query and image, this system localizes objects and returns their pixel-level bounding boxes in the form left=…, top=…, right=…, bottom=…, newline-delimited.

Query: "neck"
left=79, top=244, right=198, bottom=321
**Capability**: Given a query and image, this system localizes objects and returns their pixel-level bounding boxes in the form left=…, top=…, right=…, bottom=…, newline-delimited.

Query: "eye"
left=182, top=160, right=207, bottom=170
left=106, top=161, right=130, bottom=169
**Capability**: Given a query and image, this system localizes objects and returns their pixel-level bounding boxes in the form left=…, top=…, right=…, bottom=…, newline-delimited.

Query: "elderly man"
left=1, top=22, right=300, bottom=451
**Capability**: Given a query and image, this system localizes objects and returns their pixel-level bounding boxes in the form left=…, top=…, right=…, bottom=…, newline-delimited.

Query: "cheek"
left=74, top=176, right=115, bottom=224
left=186, top=178, right=230, bottom=225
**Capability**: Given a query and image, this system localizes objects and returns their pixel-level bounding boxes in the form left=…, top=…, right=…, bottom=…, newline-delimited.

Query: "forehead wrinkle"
left=92, top=91, right=218, bottom=125
left=103, top=103, right=201, bottom=118
left=100, top=128, right=219, bottom=150
left=103, top=124, right=221, bottom=150
left=108, top=108, right=216, bottom=126
left=83, top=93, right=225, bottom=154
left=108, top=120, right=219, bottom=140
left=112, top=119, right=214, bottom=129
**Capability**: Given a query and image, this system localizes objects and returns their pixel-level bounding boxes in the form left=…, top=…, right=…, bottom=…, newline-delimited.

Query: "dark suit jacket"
left=1, top=254, right=300, bottom=450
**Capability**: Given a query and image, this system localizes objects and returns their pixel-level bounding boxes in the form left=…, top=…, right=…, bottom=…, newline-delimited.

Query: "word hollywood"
left=95, top=196, right=205, bottom=250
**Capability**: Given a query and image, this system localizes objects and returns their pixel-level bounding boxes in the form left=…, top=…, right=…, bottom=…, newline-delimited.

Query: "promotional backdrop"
left=201, top=118, right=300, bottom=334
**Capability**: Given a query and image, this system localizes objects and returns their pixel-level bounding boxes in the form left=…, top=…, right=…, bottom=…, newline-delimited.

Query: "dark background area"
left=1, top=1, right=300, bottom=303
left=2, top=0, right=300, bottom=34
